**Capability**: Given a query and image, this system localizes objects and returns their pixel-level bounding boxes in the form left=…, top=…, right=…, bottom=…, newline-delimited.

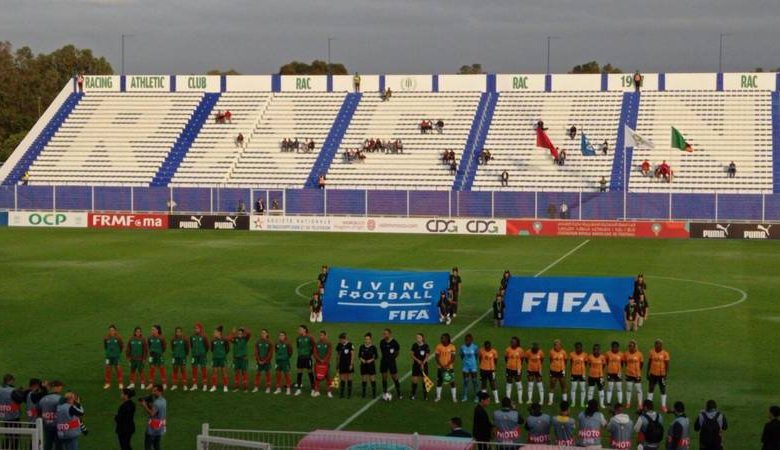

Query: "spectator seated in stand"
left=436, top=119, right=445, bottom=134
left=601, top=140, right=609, bottom=155
left=479, top=149, right=493, bottom=165
left=500, top=170, right=509, bottom=187
left=235, top=133, right=245, bottom=147
left=344, top=149, right=366, bottom=163
left=381, top=87, right=392, bottom=101
left=255, top=199, right=265, bottom=214
left=271, top=199, right=280, bottom=210
left=224, top=110, right=232, bottom=123
left=281, top=138, right=300, bottom=152
left=535, top=120, right=547, bottom=131
left=215, top=110, right=226, bottom=124
left=449, top=160, right=458, bottom=175
left=641, top=159, right=651, bottom=176
left=599, top=176, right=608, bottom=192
left=385, top=139, right=403, bottom=154
left=655, top=160, right=673, bottom=182
left=318, top=175, right=326, bottom=189
left=727, top=161, right=737, bottom=178
left=557, top=149, right=567, bottom=166
left=420, top=120, right=433, bottom=134
left=568, top=125, right=577, bottom=140
left=306, top=139, right=316, bottom=153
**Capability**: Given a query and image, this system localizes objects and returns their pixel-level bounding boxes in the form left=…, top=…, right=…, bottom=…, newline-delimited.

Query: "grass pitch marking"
left=646, top=275, right=748, bottom=316
left=334, top=238, right=591, bottom=431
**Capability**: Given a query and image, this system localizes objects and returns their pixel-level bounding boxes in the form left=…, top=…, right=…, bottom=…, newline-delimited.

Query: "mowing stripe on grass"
left=335, top=239, right=591, bottom=431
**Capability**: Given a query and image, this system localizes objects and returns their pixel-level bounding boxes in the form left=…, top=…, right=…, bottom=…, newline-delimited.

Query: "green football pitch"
left=0, top=228, right=778, bottom=449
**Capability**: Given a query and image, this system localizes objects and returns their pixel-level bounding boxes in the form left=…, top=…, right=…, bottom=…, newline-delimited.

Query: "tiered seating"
left=27, top=93, right=202, bottom=186
left=325, top=92, right=482, bottom=189
left=472, top=92, right=623, bottom=191
left=631, top=91, right=773, bottom=193
left=171, top=92, right=272, bottom=186
left=224, top=92, right=347, bottom=187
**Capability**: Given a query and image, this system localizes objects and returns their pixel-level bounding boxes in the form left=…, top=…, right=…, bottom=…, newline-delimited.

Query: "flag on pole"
left=624, top=125, right=655, bottom=149
left=536, top=127, right=559, bottom=159
left=671, top=127, right=694, bottom=152
left=580, top=133, right=597, bottom=156
left=423, top=373, right=435, bottom=393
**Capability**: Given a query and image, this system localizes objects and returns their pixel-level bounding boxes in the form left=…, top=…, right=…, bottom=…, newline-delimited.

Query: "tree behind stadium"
left=0, top=42, right=113, bottom=162
left=569, top=61, right=623, bottom=74
left=278, top=60, right=348, bottom=75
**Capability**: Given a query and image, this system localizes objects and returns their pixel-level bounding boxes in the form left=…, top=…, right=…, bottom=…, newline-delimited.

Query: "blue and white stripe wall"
left=78, top=72, right=780, bottom=94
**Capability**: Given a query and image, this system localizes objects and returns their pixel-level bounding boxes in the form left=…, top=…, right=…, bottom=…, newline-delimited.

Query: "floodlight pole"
left=121, top=34, right=134, bottom=76
left=718, top=33, right=731, bottom=73
left=327, top=37, right=335, bottom=75
left=546, top=36, right=559, bottom=74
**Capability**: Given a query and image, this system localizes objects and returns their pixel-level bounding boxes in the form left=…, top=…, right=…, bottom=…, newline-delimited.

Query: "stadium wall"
left=3, top=186, right=780, bottom=223
left=63, top=72, right=778, bottom=93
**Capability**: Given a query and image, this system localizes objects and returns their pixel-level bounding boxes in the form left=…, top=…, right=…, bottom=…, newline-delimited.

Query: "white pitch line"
left=335, top=238, right=591, bottom=431
left=646, top=275, right=748, bottom=316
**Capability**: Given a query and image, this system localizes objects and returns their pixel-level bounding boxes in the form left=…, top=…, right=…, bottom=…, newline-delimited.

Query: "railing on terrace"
left=1, top=185, right=780, bottom=222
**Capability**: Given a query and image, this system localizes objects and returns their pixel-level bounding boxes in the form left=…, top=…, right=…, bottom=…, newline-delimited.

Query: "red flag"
left=536, top=128, right=559, bottom=159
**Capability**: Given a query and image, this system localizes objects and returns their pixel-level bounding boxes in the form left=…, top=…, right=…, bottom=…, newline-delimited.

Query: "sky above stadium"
left=3, top=0, right=780, bottom=74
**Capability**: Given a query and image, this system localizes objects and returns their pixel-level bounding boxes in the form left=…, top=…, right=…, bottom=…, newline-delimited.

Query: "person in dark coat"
left=115, top=388, right=136, bottom=450
left=763, top=405, right=780, bottom=450
left=472, top=391, right=493, bottom=449
left=446, top=417, right=472, bottom=438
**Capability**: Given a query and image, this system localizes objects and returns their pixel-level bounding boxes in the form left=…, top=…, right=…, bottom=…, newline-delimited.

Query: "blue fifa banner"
left=504, top=277, right=633, bottom=330
left=323, top=268, right=449, bottom=324
left=0, top=211, right=7, bottom=227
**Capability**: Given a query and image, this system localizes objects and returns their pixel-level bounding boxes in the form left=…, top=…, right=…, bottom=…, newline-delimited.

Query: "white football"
left=384, top=392, right=393, bottom=401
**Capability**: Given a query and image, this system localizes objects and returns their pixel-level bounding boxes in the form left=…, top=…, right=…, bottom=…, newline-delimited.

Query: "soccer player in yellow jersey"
left=647, top=339, right=670, bottom=412
left=504, top=337, right=524, bottom=403
left=605, top=341, right=625, bottom=405
left=434, top=333, right=457, bottom=402
left=524, top=342, right=544, bottom=404
left=478, top=340, right=500, bottom=403
left=623, top=340, right=644, bottom=408
left=569, top=342, right=587, bottom=407
left=586, top=344, right=607, bottom=408
left=548, top=339, right=568, bottom=406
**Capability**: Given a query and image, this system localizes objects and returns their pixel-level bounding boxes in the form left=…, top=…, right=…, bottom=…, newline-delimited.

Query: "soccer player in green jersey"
left=190, top=322, right=210, bottom=392
left=274, top=331, right=293, bottom=395
left=104, top=325, right=124, bottom=390
left=170, top=327, right=189, bottom=391
left=229, top=327, right=251, bottom=392
left=210, top=326, right=231, bottom=392
left=294, top=325, right=317, bottom=397
left=147, top=325, right=168, bottom=389
left=126, top=326, right=148, bottom=389
left=313, top=330, right=334, bottom=398
left=253, top=329, right=274, bottom=393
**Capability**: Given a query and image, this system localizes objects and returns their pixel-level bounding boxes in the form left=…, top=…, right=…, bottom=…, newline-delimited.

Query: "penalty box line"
left=335, top=238, right=591, bottom=431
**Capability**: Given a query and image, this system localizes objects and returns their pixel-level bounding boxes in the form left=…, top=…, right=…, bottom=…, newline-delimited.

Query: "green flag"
left=671, top=127, right=694, bottom=152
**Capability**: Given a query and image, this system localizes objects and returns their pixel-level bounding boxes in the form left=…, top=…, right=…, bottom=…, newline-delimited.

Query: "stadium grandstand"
left=0, top=72, right=778, bottom=221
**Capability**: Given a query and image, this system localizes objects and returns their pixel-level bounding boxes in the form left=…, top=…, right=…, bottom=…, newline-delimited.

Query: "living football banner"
left=322, top=268, right=449, bottom=324
left=504, top=276, right=633, bottom=330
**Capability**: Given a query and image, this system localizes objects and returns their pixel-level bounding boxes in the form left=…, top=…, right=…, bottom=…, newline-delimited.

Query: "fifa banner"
left=504, top=277, right=633, bottom=330
left=323, top=268, right=449, bottom=323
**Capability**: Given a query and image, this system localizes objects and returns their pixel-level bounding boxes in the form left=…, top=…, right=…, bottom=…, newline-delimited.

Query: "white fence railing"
left=0, top=419, right=43, bottom=450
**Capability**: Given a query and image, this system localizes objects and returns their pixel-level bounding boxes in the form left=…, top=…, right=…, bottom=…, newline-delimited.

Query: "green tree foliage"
left=0, top=42, right=113, bottom=162
left=278, top=60, right=348, bottom=75
left=207, top=69, right=241, bottom=75
left=458, top=63, right=484, bottom=74
left=569, top=61, right=623, bottom=74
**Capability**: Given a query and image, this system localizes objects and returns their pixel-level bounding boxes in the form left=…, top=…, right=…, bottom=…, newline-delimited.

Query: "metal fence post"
left=491, top=190, right=495, bottom=218
left=762, top=193, right=766, bottom=222
left=412, top=432, right=419, bottom=450
left=14, top=184, right=17, bottom=211
left=668, top=191, right=672, bottom=220
left=52, top=185, right=56, bottom=211
left=283, top=189, right=287, bottom=215
left=534, top=192, right=538, bottom=219
left=323, top=188, right=328, bottom=216
left=364, top=190, right=368, bottom=217
left=169, top=187, right=174, bottom=213
left=201, top=423, right=210, bottom=437
left=91, top=186, right=95, bottom=212
left=265, top=190, right=269, bottom=215
left=130, top=186, right=134, bottom=213
left=578, top=191, right=582, bottom=221
left=714, top=192, right=718, bottom=222
left=406, top=190, right=410, bottom=217
left=250, top=189, right=254, bottom=216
